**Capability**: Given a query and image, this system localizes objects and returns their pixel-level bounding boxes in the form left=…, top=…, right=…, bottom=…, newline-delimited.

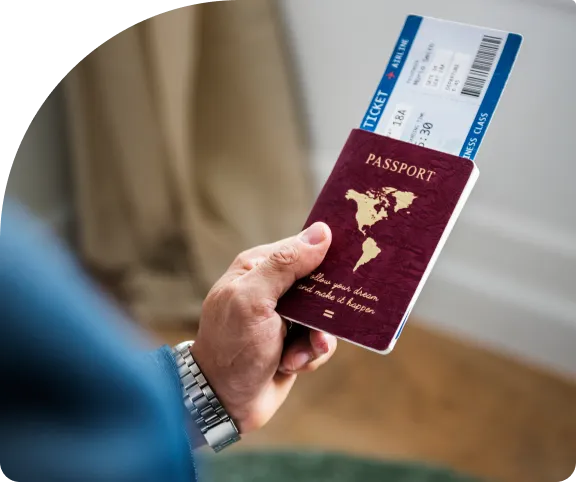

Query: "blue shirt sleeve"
left=0, top=202, right=197, bottom=482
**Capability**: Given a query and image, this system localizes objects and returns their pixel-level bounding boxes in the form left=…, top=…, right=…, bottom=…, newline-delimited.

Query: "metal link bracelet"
left=172, top=341, right=240, bottom=452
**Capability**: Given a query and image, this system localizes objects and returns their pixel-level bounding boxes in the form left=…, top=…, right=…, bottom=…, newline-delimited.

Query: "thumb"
left=246, top=222, right=332, bottom=300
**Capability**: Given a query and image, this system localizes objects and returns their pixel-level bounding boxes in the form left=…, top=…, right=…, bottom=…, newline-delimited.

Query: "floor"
left=153, top=321, right=576, bottom=482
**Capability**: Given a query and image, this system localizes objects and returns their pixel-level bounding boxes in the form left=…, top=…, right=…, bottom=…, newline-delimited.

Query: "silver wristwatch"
left=172, top=341, right=240, bottom=452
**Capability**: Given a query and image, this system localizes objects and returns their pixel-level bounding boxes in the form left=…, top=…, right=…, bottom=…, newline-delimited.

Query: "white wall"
left=279, top=0, right=576, bottom=377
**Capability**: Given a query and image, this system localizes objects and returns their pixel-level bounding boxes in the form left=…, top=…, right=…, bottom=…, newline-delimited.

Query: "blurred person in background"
left=0, top=201, right=337, bottom=482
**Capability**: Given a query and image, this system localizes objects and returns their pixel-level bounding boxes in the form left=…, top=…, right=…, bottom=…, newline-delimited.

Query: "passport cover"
left=277, top=128, right=478, bottom=353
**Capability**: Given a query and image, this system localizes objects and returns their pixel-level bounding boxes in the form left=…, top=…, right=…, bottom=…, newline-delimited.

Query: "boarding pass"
left=360, top=15, right=522, bottom=160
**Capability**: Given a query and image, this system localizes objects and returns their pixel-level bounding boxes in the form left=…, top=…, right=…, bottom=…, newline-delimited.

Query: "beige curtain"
left=62, top=0, right=313, bottom=327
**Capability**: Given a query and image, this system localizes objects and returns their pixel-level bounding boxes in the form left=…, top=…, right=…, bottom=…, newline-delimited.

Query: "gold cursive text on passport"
left=365, top=153, right=436, bottom=182
left=296, top=273, right=378, bottom=316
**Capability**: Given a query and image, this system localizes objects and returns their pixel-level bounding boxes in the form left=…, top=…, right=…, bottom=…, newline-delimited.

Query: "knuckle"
left=229, top=294, right=251, bottom=319
left=251, top=297, right=277, bottom=321
left=202, top=277, right=278, bottom=327
left=202, top=282, right=225, bottom=307
left=215, top=282, right=244, bottom=309
left=224, top=280, right=245, bottom=300
left=230, top=287, right=276, bottom=322
left=270, top=244, right=299, bottom=266
left=233, top=250, right=252, bottom=269
left=299, top=364, right=317, bottom=373
left=290, top=359, right=315, bottom=374
left=301, top=359, right=324, bottom=373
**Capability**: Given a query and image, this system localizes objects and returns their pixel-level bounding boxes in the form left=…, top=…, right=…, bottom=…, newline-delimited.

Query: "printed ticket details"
left=360, top=15, right=522, bottom=160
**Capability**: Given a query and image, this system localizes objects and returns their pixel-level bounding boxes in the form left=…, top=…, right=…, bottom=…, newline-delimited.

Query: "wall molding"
left=416, top=258, right=576, bottom=379
left=463, top=203, right=576, bottom=261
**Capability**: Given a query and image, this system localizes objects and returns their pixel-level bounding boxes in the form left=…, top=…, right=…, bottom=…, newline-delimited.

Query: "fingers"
left=242, top=222, right=332, bottom=300
left=278, top=329, right=337, bottom=375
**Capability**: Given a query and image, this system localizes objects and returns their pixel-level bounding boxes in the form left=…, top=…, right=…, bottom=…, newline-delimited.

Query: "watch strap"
left=172, top=341, right=240, bottom=452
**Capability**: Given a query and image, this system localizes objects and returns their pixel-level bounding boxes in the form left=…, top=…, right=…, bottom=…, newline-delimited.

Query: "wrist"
left=172, top=341, right=241, bottom=452
left=189, top=339, right=247, bottom=433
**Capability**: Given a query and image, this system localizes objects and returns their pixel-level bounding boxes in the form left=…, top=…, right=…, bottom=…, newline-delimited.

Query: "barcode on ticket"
left=461, top=35, right=503, bottom=98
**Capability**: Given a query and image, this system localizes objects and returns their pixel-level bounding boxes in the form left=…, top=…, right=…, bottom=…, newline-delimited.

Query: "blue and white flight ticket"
left=360, top=15, right=522, bottom=160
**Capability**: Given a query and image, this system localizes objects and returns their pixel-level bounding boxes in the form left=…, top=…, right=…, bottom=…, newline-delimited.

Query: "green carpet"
left=196, top=451, right=482, bottom=482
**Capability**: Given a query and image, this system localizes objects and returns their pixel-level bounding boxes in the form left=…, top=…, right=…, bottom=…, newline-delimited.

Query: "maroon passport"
left=277, top=128, right=479, bottom=353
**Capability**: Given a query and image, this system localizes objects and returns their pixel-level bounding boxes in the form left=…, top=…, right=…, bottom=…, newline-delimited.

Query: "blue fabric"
left=0, top=202, right=197, bottom=482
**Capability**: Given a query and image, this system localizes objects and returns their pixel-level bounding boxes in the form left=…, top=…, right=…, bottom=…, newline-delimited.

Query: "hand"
left=191, top=222, right=337, bottom=434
